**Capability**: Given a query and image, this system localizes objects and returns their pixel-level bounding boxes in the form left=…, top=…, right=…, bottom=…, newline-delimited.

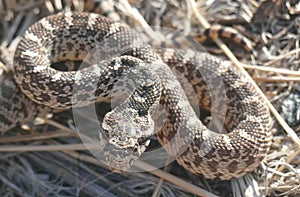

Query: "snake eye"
left=138, top=136, right=149, bottom=145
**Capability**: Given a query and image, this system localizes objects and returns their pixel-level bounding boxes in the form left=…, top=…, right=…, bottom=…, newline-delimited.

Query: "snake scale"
left=0, top=12, right=272, bottom=180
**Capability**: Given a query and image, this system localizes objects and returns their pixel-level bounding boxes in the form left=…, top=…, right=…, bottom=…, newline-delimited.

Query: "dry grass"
left=0, top=0, right=300, bottom=196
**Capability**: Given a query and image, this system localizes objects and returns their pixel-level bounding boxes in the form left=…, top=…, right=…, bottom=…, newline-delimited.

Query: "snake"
left=0, top=11, right=272, bottom=180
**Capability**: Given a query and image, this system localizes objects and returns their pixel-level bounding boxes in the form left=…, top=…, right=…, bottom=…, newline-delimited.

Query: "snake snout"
left=103, top=136, right=142, bottom=172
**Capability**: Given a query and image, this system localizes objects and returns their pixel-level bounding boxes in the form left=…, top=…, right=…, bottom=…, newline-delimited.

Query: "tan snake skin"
left=1, top=12, right=272, bottom=180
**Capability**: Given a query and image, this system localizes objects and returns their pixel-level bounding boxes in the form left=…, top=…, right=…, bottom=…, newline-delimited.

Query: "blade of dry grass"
left=0, top=174, right=32, bottom=197
left=242, top=63, right=300, bottom=76
left=277, top=149, right=300, bottom=175
left=0, top=130, right=74, bottom=143
left=43, top=118, right=97, bottom=143
left=151, top=156, right=172, bottom=197
left=0, top=115, right=218, bottom=197
left=63, top=144, right=219, bottom=197
left=26, top=152, right=115, bottom=196
left=134, top=160, right=218, bottom=197
left=0, top=60, right=7, bottom=71
left=252, top=76, right=300, bottom=82
left=118, top=0, right=164, bottom=40
left=264, top=48, right=300, bottom=67
left=0, top=143, right=99, bottom=152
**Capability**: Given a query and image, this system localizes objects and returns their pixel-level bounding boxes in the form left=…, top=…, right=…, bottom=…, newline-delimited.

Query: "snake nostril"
left=133, top=147, right=138, bottom=152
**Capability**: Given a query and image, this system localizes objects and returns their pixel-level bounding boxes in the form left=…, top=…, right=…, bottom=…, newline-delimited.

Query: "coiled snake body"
left=1, top=12, right=272, bottom=180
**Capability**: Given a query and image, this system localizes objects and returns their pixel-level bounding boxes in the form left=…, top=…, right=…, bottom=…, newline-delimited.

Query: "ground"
left=0, top=0, right=299, bottom=196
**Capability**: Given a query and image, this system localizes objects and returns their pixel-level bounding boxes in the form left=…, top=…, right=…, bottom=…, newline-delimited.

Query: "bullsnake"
left=1, top=11, right=272, bottom=180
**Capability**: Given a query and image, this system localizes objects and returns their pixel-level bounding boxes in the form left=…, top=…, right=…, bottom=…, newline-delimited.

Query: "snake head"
left=101, top=110, right=153, bottom=172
